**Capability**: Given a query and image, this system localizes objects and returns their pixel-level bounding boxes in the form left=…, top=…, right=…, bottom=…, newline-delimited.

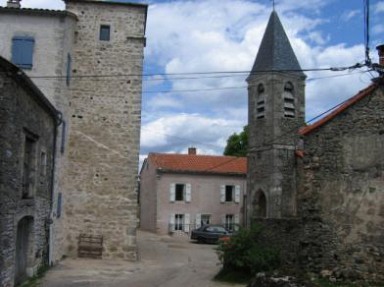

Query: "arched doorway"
left=14, top=216, right=34, bottom=286
left=254, top=190, right=267, bottom=218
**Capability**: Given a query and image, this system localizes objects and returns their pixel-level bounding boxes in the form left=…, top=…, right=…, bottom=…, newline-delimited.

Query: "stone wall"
left=0, top=61, right=57, bottom=287
left=0, top=9, right=77, bottom=264
left=297, top=85, right=384, bottom=281
left=63, top=1, right=147, bottom=260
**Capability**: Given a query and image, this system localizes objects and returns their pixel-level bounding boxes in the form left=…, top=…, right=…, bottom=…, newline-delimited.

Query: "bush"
left=216, top=224, right=280, bottom=280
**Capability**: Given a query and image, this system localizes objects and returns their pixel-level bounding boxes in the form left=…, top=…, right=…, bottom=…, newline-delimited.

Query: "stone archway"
left=14, top=216, right=34, bottom=286
left=253, top=189, right=267, bottom=218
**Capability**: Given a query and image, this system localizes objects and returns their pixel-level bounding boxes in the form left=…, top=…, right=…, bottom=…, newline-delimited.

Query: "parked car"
left=190, top=225, right=232, bottom=244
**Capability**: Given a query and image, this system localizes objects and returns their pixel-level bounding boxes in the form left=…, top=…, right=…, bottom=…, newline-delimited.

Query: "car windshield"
left=205, top=226, right=227, bottom=233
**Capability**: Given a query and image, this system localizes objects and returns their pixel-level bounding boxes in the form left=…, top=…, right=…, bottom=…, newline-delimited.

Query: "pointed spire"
left=250, top=11, right=305, bottom=77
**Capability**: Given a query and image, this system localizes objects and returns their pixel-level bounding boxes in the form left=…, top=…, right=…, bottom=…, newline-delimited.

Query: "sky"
left=2, top=0, right=384, bottom=162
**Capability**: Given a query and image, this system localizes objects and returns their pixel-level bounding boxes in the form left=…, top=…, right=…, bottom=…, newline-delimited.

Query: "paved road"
left=40, top=231, right=245, bottom=287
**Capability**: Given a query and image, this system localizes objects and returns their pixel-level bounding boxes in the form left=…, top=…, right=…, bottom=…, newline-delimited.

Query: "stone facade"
left=0, top=0, right=147, bottom=285
left=0, top=57, right=59, bottom=287
left=0, top=6, right=77, bottom=264
left=247, top=10, right=384, bottom=283
left=63, top=0, right=147, bottom=260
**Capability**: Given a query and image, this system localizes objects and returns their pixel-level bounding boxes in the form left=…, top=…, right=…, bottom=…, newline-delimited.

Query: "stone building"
left=0, top=56, right=60, bottom=287
left=0, top=0, right=147, bottom=285
left=140, top=148, right=247, bottom=235
left=247, top=11, right=384, bottom=281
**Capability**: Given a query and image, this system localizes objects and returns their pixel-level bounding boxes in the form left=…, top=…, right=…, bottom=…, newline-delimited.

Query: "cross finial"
left=271, top=0, right=275, bottom=11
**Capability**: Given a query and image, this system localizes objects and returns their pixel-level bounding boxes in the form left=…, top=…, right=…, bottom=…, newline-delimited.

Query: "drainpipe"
left=48, top=111, right=63, bottom=266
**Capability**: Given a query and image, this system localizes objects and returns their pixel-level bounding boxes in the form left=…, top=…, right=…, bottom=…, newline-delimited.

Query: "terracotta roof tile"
left=299, top=83, right=378, bottom=136
left=148, top=153, right=247, bottom=175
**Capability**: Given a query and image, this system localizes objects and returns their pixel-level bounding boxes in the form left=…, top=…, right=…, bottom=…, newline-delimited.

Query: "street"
left=39, top=231, right=245, bottom=287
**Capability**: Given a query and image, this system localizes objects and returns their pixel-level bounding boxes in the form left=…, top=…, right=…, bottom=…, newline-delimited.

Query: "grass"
left=18, top=264, right=49, bottom=287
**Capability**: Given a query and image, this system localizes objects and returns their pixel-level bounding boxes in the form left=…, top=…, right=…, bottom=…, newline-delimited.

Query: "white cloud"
left=140, top=113, right=244, bottom=155
left=0, top=0, right=64, bottom=9
left=375, top=1, right=384, bottom=14
left=341, top=10, right=360, bottom=22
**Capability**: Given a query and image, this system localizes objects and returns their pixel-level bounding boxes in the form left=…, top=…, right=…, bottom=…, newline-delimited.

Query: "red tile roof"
left=148, top=153, right=247, bottom=175
left=299, top=83, right=379, bottom=136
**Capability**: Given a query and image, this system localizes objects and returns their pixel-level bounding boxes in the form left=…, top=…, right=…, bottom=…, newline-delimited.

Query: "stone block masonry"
left=63, top=1, right=147, bottom=261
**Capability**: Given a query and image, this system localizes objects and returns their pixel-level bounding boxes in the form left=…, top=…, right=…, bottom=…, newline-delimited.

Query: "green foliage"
left=223, top=125, right=248, bottom=157
left=216, top=224, right=280, bottom=282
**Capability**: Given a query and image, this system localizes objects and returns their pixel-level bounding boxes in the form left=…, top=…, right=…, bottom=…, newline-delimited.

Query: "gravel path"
left=39, top=231, right=245, bottom=287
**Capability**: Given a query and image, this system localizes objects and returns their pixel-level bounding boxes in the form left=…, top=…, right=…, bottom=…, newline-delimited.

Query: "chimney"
left=7, top=0, right=21, bottom=8
left=188, top=147, right=197, bottom=155
left=377, top=44, right=384, bottom=66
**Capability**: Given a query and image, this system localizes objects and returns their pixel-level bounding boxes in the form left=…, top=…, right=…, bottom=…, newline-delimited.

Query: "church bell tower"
left=247, top=11, right=306, bottom=220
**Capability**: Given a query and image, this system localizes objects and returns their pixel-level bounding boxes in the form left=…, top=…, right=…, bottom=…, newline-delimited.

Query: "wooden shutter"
left=195, top=213, right=201, bottom=229
left=235, top=185, right=241, bottom=203
left=184, top=213, right=190, bottom=232
left=12, top=37, right=35, bottom=68
left=220, top=185, right=225, bottom=203
left=169, top=214, right=175, bottom=232
left=185, top=183, right=191, bottom=202
left=170, top=183, right=175, bottom=202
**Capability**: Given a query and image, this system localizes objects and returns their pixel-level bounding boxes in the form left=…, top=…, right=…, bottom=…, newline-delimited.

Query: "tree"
left=223, top=125, right=248, bottom=157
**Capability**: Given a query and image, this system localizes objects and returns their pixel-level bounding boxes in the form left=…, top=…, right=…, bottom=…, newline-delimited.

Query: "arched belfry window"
left=256, top=83, right=265, bottom=119
left=283, top=82, right=295, bottom=118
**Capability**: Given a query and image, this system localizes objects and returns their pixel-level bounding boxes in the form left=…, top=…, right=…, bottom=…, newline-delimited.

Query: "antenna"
left=364, top=0, right=372, bottom=66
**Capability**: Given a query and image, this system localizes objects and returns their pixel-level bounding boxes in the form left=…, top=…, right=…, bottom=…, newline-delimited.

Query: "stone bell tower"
left=247, top=11, right=306, bottom=220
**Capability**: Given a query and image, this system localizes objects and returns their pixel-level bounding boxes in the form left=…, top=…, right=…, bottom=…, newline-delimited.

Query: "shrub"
left=216, top=224, right=280, bottom=280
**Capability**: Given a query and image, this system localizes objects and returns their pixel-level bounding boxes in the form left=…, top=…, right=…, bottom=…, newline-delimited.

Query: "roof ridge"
left=299, top=83, right=378, bottom=135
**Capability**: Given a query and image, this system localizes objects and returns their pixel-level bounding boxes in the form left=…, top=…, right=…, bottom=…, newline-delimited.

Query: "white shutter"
left=170, top=183, right=175, bottom=202
left=222, top=215, right=226, bottom=225
left=234, top=214, right=240, bottom=231
left=195, top=213, right=201, bottom=229
left=235, top=185, right=240, bottom=203
left=169, top=214, right=175, bottom=232
left=220, top=185, right=225, bottom=203
left=185, top=183, right=191, bottom=202
left=184, top=213, right=190, bottom=232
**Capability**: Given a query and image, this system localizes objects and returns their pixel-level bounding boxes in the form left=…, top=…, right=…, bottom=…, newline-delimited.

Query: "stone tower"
left=247, top=11, right=306, bottom=220
left=63, top=0, right=147, bottom=260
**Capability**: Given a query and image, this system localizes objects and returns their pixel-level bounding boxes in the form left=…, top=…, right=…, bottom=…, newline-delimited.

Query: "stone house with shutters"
left=247, top=10, right=384, bottom=281
left=0, top=0, right=147, bottom=286
left=139, top=148, right=247, bottom=235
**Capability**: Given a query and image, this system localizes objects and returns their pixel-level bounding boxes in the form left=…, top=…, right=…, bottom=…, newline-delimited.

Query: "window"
left=225, top=185, right=234, bottom=202
left=12, top=36, right=35, bottom=69
left=220, top=185, right=240, bottom=203
left=175, top=214, right=184, bottom=231
left=170, top=183, right=191, bottom=202
left=256, top=83, right=265, bottom=119
left=175, top=184, right=184, bottom=201
left=99, top=25, right=110, bottom=41
left=283, top=82, right=295, bottom=118
left=22, top=135, right=37, bottom=199
left=201, top=214, right=210, bottom=226
left=224, top=214, right=234, bottom=230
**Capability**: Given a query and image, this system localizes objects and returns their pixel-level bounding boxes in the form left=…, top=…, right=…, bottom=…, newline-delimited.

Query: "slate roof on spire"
left=250, top=11, right=305, bottom=77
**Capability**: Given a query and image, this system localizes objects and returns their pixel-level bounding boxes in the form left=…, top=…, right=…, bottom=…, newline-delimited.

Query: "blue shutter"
left=57, top=192, right=62, bottom=218
left=12, top=37, right=35, bottom=69
left=66, top=53, right=72, bottom=86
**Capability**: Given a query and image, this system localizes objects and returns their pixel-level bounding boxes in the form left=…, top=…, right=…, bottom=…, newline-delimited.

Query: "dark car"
left=190, top=225, right=232, bottom=244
